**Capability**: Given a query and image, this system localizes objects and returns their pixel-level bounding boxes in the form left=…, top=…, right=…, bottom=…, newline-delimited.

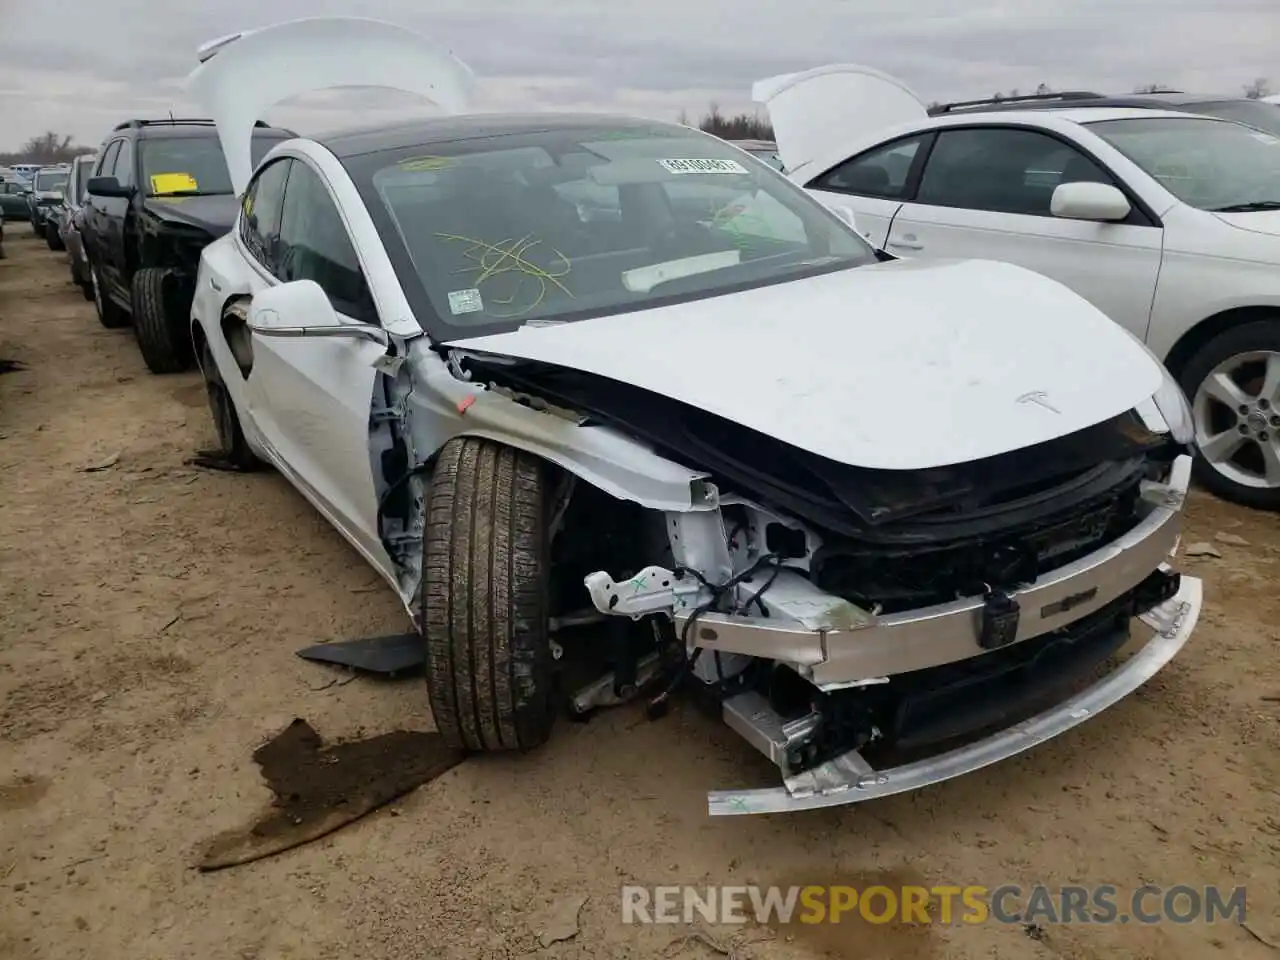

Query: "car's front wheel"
left=45, top=222, right=64, bottom=252
left=90, top=261, right=130, bottom=329
left=1181, top=319, right=1280, bottom=510
left=131, top=267, right=193, bottom=374
left=421, top=437, right=556, bottom=752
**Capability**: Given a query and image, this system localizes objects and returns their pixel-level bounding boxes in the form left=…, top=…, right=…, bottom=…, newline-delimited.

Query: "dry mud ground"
left=1, top=232, right=1278, bottom=960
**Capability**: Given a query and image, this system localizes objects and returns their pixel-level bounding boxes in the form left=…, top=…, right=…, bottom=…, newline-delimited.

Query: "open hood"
left=447, top=258, right=1164, bottom=471
left=183, top=17, right=476, bottom=196
left=752, top=64, right=927, bottom=181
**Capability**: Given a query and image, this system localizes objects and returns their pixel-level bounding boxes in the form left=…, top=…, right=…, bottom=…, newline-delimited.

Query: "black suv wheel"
left=131, top=268, right=194, bottom=374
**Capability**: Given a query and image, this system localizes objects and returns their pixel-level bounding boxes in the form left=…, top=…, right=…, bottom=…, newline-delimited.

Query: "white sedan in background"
left=756, top=65, right=1280, bottom=509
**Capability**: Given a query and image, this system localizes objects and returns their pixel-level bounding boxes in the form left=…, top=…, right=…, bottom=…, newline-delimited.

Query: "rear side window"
left=809, top=134, right=928, bottom=199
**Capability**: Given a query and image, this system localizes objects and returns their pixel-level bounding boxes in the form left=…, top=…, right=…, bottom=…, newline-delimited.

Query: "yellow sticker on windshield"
left=397, top=156, right=455, bottom=172
left=150, top=172, right=199, bottom=194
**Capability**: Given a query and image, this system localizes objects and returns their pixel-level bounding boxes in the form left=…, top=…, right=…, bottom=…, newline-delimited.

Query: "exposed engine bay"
left=449, top=352, right=1201, bottom=814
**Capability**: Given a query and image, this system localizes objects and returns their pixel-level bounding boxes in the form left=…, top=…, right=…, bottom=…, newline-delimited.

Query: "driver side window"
left=277, top=162, right=376, bottom=324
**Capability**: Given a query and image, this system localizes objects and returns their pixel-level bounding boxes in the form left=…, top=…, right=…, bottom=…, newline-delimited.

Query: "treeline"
left=0, top=131, right=93, bottom=166
left=681, top=104, right=775, bottom=141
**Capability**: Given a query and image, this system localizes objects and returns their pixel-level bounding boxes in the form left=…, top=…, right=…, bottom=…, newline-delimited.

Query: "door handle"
left=888, top=235, right=923, bottom=251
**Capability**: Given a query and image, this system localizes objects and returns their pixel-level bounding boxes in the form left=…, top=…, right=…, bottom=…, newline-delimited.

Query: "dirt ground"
left=1, top=231, right=1278, bottom=960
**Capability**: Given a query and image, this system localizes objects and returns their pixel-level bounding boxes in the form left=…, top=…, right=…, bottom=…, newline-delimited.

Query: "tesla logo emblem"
left=1017, top=391, right=1061, bottom=414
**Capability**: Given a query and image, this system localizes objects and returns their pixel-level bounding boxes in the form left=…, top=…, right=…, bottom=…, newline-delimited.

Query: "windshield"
left=1087, top=116, right=1280, bottom=211
left=35, top=169, right=67, bottom=191
left=141, top=135, right=288, bottom=196
left=1183, top=100, right=1280, bottom=137
left=74, top=157, right=95, bottom=202
left=353, top=123, right=873, bottom=336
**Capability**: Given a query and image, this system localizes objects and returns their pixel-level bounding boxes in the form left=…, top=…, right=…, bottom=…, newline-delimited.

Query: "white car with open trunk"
left=184, top=18, right=1200, bottom=815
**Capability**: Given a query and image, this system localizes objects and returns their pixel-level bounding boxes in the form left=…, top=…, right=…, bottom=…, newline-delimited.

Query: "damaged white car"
left=186, top=17, right=1202, bottom=816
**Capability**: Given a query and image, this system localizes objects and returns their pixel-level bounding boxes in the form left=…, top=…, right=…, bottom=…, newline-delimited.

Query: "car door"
left=86, top=139, right=128, bottom=287
left=803, top=132, right=933, bottom=249
left=241, top=158, right=392, bottom=573
left=884, top=125, right=1164, bottom=338
left=101, top=138, right=137, bottom=293
left=83, top=140, right=120, bottom=263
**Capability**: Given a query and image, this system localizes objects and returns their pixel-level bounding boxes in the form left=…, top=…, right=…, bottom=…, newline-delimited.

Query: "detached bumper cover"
left=707, top=575, right=1201, bottom=816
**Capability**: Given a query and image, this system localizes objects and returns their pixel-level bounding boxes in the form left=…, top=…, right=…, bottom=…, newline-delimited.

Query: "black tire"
left=90, top=261, right=130, bottom=329
left=421, top=437, right=555, bottom=752
left=199, top=307, right=261, bottom=470
left=131, top=267, right=193, bottom=374
left=45, top=222, right=64, bottom=252
left=1179, top=319, right=1280, bottom=511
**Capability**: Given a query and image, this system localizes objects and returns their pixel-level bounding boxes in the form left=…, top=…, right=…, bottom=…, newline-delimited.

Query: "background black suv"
left=927, top=90, right=1280, bottom=136
left=83, top=117, right=295, bottom=373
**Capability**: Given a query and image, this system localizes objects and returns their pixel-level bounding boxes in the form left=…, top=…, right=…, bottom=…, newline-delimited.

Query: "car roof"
left=929, top=105, right=1224, bottom=126
left=928, top=92, right=1265, bottom=116
left=317, top=113, right=690, bottom=159
left=108, top=118, right=295, bottom=140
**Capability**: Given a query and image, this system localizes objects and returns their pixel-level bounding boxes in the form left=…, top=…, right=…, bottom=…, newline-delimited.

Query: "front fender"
left=406, top=350, right=713, bottom=514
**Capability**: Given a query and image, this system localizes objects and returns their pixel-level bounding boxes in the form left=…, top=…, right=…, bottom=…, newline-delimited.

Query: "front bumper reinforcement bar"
left=706, top=576, right=1201, bottom=816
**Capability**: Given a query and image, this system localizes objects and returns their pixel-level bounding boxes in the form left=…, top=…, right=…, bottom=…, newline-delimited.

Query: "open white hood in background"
left=183, top=17, right=476, bottom=196
left=752, top=64, right=928, bottom=181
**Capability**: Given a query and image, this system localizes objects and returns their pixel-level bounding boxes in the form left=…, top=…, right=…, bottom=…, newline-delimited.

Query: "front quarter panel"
left=191, top=233, right=271, bottom=458
left=405, top=345, right=712, bottom=514
left=1145, top=204, right=1280, bottom=361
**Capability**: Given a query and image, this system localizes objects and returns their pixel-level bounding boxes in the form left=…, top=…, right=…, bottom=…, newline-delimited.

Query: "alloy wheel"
left=1192, top=350, right=1280, bottom=489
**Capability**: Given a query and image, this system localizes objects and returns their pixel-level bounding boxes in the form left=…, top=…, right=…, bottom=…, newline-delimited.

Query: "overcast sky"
left=1, top=0, right=1275, bottom=151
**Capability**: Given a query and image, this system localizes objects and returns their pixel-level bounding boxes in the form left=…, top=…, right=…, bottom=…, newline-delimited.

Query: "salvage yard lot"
left=1, top=231, right=1278, bottom=960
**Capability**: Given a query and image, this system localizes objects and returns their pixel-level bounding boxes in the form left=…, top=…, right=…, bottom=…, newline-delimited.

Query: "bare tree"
left=1243, top=77, right=1272, bottom=99
left=1133, top=83, right=1172, bottom=93
left=0, top=131, right=90, bottom=165
left=696, top=103, right=774, bottom=140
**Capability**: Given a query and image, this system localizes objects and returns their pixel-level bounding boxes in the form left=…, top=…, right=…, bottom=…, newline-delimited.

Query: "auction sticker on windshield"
left=150, top=172, right=199, bottom=194
left=448, top=288, right=484, bottom=315
left=657, top=158, right=748, bottom=175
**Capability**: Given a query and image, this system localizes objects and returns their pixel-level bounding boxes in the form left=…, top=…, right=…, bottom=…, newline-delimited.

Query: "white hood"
left=752, top=64, right=927, bottom=181
left=448, top=259, right=1165, bottom=471
left=183, top=17, right=476, bottom=196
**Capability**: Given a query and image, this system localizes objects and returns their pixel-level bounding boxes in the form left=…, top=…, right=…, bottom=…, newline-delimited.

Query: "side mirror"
left=247, top=280, right=389, bottom=351
left=249, top=279, right=341, bottom=331
left=1051, top=182, right=1130, bottom=222
left=86, top=176, right=132, bottom=199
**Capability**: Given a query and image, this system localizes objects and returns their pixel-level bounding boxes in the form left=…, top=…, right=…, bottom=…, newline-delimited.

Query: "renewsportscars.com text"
left=621, top=884, right=1246, bottom=926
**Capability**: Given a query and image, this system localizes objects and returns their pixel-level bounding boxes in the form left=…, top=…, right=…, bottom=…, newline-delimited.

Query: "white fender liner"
left=183, top=16, right=476, bottom=196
